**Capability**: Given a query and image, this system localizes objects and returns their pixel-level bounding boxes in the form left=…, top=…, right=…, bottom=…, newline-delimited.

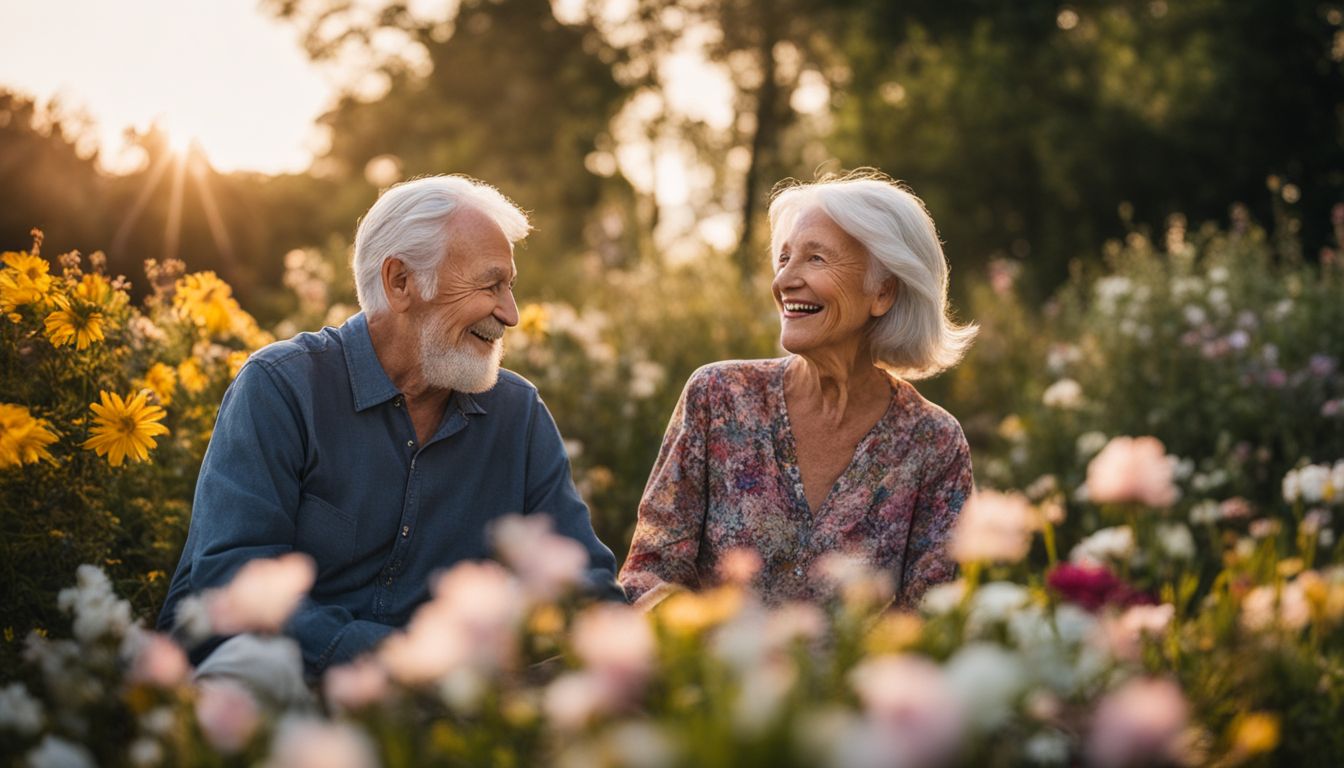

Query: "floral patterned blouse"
left=619, top=357, right=972, bottom=608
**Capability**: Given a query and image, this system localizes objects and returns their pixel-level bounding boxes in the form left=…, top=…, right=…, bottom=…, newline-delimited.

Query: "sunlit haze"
left=0, top=0, right=335, bottom=174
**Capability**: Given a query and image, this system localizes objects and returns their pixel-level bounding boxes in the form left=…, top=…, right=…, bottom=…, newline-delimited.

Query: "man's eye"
left=809, top=254, right=824, bottom=262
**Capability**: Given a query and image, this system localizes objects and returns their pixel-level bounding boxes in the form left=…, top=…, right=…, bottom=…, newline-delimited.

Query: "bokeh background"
left=3, top=2, right=1344, bottom=765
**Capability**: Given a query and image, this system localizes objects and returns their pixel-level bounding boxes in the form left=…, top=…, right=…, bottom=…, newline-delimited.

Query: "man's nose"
left=497, top=288, right=520, bottom=327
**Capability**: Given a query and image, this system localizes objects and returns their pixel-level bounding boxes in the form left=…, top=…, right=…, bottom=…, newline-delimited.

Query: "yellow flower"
left=1232, top=712, right=1280, bottom=756
left=0, top=251, right=55, bottom=313
left=137, top=362, right=178, bottom=405
left=72, top=272, right=124, bottom=311
left=44, top=307, right=106, bottom=349
left=657, top=586, right=744, bottom=636
left=226, top=351, right=251, bottom=379
left=174, top=272, right=240, bottom=335
left=177, top=358, right=209, bottom=394
left=518, top=303, right=549, bottom=338
left=82, top=390, right=169, bottom=467
left=0, top=402, right=58, bottom=469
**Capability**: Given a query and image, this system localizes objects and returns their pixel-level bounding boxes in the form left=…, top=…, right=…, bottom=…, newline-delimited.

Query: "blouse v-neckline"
left=770, top=356, right=902, bottom=519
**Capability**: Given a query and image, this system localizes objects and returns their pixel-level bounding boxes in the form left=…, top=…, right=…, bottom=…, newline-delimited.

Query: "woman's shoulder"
left=889, top=379, right=969, bottom=449
left=684, top=358, right=786, bottom=397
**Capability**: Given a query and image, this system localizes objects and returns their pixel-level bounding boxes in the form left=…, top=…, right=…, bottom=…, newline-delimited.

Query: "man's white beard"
left=418, top=317, right=504, bottom=393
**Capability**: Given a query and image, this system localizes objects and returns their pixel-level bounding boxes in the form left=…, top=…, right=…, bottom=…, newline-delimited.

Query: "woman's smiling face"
left=771, top=206, right=891, bottom=358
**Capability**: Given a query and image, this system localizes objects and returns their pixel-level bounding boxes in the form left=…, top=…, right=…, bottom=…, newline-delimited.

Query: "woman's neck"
left=785, top=346, right=891, bottom=428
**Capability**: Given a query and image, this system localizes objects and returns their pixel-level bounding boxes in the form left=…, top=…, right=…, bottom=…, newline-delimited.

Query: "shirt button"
left=385, top=576, right=393, bottom=586
left=401, top=525, right=410, bottom=538
left=394, top=398, right=403, bottom=407
left=406, top=440, right=415, bottom=447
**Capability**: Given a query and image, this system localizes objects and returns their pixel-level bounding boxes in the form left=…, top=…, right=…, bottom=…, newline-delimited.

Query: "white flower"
left=1208, top=266, right=1229, bottom=283
left=1095, top=603, right=1175, bottom=661
left=1182, top=305, right=1207, bottom=326
left=124, top=631, right=190, bottom=688
left=0, top=682, right=43, bottom=735
left=1023, top=730, right=1070, bottom=765
left=1070, top=526, right=1136, bottom=566
left=920, top=580, right=967, bottom=616
left=967, top=582, right=1032, bottom=634
left=1086, top=678, right=1190, bottom=768
left=628, top=360, right=666, bottom=399
left=1296, top=464, right=1331, bottom=504
left=1189, top=500, right=1219, bottom=526
left=733, top=658, right=797, bottom=735
left=949, top=490, right=1035, bottom=564
left=56, top=565, right=134, bottom=644
left=265, top=716, right=379, bottom=768
left=128, top=737, right=163, bottom=768
left=599, top=722, right=678, bottom=768
left=205, top=553, right=316, bottom=635
left=1042, top=379, right=1084, bottom=409
left=26, top=735, right=96, bottom=768
left=544, top=671, right=613, bottom=731
left=1156, top=524, right=1196, bottom=560
left=1076, top=431, right=1109, bottom=459
left=944, top=643, right=1027, bottom=730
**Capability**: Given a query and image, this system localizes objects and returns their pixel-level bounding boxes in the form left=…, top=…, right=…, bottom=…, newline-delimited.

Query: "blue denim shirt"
left=158, top=312, right=622, bottom=676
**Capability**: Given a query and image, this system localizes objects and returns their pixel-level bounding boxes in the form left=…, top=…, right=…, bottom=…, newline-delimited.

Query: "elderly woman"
left=619, top=172, right=977, bottom=608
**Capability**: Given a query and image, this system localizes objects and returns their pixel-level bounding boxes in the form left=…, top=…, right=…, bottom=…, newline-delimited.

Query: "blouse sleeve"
left=618, top=368, right=713, bottom=605
left=896, top=430, right=972, bottom=610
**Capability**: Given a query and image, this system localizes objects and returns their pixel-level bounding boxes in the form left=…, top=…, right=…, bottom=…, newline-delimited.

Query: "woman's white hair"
left=352, top=175, right=531, bottom=317
left=768, top=171, right=977, bottom=379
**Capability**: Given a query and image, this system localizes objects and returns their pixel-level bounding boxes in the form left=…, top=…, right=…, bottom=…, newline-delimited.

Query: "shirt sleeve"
left=522, top=391, right=625, bottom=602
left=618, top=368, right=711, bottom=604
left=896, top=429, right=973, bottom=610
left=167, top=360, right=388, bottom=675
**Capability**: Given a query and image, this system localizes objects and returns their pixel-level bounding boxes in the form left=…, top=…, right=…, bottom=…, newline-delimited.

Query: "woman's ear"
left=382, top=258, right=414, bottom=313
left=871, top=277, right=899, bottom=317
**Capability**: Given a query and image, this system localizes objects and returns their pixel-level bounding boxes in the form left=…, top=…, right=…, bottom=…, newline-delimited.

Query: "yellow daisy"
left=72, top=272, right=123, bottom=310
left=0, top=251, right=55, bottom=313
left=177, top=358, right=209, bottom=394
left=82, top=390, right=169, bottom=467
left=174, top=272, right=240, bottom=335
left=0, top=403, right=59, bottom=469
left=45, top=307, right=106, bottom=350
left=138, top=362, right=178, bottom=405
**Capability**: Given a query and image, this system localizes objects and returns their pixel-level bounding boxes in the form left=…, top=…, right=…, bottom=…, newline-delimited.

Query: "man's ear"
left=382, top=258, right=414, bottom=313
left=871, top=277, right=899, bottom=317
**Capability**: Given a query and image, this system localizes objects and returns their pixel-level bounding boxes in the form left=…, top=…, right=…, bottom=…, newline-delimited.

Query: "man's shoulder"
left=476, top=368, right=539, bottom=408
left=246, top=326, right=345, bottom=373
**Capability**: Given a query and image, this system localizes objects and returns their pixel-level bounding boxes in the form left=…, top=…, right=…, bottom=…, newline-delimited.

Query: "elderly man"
left=158, top=175, right=622, bottom=697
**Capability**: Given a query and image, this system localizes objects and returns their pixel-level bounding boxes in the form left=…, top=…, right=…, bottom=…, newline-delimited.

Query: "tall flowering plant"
left=0, top=230, right=271, bottom=660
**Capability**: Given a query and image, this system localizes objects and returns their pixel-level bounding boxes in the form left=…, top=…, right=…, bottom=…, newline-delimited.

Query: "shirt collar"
left=340, top=312, right=489, bottom=416
left=341, top=312, right=402, bottom=412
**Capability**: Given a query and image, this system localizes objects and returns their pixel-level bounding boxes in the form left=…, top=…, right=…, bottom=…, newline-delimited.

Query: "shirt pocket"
left=294, top=492, right=357, bottom=578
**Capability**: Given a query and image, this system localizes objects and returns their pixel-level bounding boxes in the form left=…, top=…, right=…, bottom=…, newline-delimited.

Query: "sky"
left=0, top=0, right=335, bottom=174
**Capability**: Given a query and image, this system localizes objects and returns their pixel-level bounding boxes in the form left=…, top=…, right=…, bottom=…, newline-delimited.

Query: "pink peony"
left=127, top=632, right=190, bottom=688
left=571, top=604, right=656, bottom=690
left=848, top=654, right=966, bottom=767
left=195, top=679, right=260, bottom=753
left=948, top=490, right=1035, bottom=564
left=324, top=658, right=390, bottom=712
left=1085, top=436, right=1179, bottom=508
left=1087, top=678, right=1190, bottom=768
left=206, top=553, right=315, bottom=635
left=492, top=514, right=589, bottom=600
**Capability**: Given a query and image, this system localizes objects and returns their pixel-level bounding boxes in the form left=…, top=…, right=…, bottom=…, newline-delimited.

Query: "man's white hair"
left=352, top=175, right=531, bottom=317
left=768, top=171, right=977, bottom=379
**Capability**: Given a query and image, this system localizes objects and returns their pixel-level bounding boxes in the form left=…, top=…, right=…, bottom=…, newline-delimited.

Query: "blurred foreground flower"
left=949, top=490, right=1035, bottom=565
left=1087, top=677, right=1190, bottom=768
left=204, top=552, right=316, bottom=635
left=1086, top=436, right=1178, bottom=507
left=82, top=390, right=169, bottom=466
left=492, top=514, right=589, bottom=600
